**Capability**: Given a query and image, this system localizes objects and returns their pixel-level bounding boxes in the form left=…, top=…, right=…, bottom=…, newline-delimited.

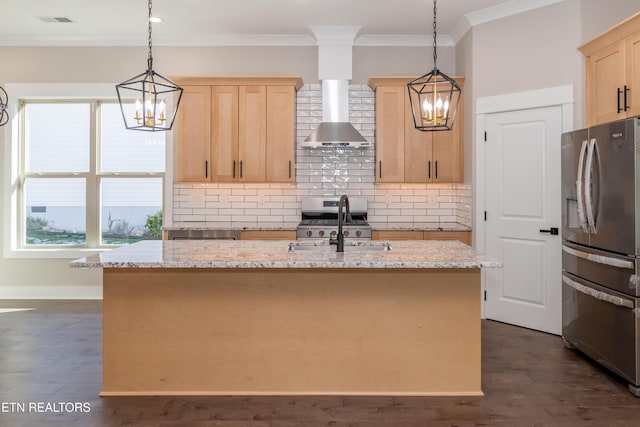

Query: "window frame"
left=6, top=88, right=168, bottom=257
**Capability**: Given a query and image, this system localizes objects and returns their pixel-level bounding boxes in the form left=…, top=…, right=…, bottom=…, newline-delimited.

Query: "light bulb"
left=134, top=99, right=142, bottom=122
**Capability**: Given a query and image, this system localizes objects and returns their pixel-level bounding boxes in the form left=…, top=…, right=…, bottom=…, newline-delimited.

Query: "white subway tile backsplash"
left=172, top=83, right=472, bottom=230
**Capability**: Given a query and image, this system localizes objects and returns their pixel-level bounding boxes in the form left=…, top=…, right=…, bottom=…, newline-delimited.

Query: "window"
left=20, top=100, right=165, bottom=248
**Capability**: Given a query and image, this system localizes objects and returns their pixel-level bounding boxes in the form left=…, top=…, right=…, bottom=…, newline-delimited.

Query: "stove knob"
left=330, top=230, right=337, bottom=237
left=356, top=230, right=362, bottom=237
left=344, top=230, right=350, bottom=237
left=306, top=230, right=313, bottom=237
left=318, top=230, right=325, bottom=237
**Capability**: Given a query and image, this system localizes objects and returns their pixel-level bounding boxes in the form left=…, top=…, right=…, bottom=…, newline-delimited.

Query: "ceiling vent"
left=38, top=16, right=74, bottom=23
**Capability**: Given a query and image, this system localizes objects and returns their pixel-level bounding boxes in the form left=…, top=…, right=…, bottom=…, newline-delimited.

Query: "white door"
left=483, top=106, right=562, bottom=335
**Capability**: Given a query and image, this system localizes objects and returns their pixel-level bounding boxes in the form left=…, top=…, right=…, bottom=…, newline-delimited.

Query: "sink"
left=288, top=241, right=392, bottom=252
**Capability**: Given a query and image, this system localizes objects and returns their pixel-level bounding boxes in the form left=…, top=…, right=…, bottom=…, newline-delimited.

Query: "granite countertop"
left=369, top=222, right=472, bottom=232
left=163, top=222, right=299, bottom=231
left=163, top=222, right=472, bottom=232
left=70, top=240, right=500, bottom=269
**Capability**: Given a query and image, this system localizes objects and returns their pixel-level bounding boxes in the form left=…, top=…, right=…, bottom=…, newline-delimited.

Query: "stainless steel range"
left=296, top=196, right=371, bottom=239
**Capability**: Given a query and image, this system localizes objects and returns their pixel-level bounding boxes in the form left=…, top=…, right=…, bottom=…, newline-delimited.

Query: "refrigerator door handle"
left=562, top=245, right=634, bottom=269
left=585, top=138, right=597, bottom=234
left=562, top=274, right=634, bottom=309
left=576, top=140, right=589, bottom=233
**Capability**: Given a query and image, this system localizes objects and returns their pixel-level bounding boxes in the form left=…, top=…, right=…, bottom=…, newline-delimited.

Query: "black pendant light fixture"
left=0, top=86, right=9, bottom=127
left=116, top=0, right=183, bottom=131
left=407, top=0, right=461, bottom=132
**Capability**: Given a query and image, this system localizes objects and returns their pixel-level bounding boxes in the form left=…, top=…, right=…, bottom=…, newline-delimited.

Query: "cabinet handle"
left=379, top=160, right=382, bottom=179
left=617, top=87, right=623, bottom=113
left=205, top=160, right=208, bottom=179
left=624, top=85, right=630, bottom=111
left=233, top=160, right=236, bottom=178
left=240, top=160, right=243, bottom=179
left=435, top=160, right=438, bottom=179
left=428, top=160, right=431, bottom=179
left=288, top=160, right=292, bottom=179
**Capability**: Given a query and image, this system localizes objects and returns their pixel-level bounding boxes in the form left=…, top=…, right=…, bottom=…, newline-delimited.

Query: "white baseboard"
left=0, top=286, right=102, bottom=300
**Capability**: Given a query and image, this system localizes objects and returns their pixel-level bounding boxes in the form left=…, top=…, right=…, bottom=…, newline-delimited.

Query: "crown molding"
left=355, top=34, right=454, bottom=47
left=452, top=0, right=565, bottom=44
left=0, top=34, right=318, bottom=47
left=0, top=33, right=456, bottom=47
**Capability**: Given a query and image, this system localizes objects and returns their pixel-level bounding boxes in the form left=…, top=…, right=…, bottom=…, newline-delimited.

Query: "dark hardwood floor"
left=0, top=300, right=639, bottom=426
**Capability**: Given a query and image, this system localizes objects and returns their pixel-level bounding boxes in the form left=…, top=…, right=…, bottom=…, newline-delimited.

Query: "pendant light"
left=116, top=0, right=183, bottom=131
left=0, top=86, right=8, bottom=127
left=407, top=0, right=461, bottom=132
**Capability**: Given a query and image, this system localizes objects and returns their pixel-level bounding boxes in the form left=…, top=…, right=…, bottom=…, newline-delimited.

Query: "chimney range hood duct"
left=302, top=27, right=370, bottom=148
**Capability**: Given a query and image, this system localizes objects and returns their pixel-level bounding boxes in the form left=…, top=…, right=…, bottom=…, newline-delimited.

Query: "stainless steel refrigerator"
left=562, top=116, right=640, bottom=397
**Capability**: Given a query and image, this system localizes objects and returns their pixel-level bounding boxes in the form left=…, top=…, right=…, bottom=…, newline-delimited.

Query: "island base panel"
left=102, top=268, right=481, bottom=395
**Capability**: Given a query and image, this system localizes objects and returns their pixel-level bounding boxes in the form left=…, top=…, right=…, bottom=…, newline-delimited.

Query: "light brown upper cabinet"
left=580, top=12, right=640, bottom=126
left=174, top=85, right=211, bottom=182
left=173, top=77, right=302, bottom=183
left=368, top=77, right=464, bottom=183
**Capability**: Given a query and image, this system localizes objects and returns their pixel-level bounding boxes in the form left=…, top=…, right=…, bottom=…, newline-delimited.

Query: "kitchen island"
left=71, top=239, right=499, bottom=397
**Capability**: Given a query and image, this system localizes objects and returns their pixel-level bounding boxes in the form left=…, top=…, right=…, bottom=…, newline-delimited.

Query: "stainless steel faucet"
left=330, top=194, right=352, bottom=252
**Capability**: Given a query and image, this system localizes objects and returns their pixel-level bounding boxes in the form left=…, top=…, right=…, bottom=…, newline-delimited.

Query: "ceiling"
left=0, top=0, right=562, bottom=46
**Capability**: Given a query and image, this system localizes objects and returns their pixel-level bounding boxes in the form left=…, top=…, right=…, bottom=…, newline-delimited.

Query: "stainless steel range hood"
left=302, top=27, right=370, bottom=148
left=302, top=121, right=370, bottom=148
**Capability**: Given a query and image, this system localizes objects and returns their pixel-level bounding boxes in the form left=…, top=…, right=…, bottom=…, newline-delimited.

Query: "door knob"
left=539, top=227, right=559, bottom=235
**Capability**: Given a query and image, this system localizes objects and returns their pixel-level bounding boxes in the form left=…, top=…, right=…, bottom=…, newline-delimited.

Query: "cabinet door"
left=586, top=39, right=627, bottom=126
left=432, top=90, right=463, bottom=183
left=404, top=91, right=432, bottom=183
left=627, top=31, right=640, bottom=118
left=375, top=86, right=405, bottom=183
left=211, top=86, right=239, bottom=182
left=238, top=86, right=267, bottom=182
left=266, top=86, right=295, bottom=182
left=174, top=86, right=211, bottom=182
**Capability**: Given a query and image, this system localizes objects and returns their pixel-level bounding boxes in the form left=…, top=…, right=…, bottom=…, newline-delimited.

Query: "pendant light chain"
left=406, top=0, right=461, bottom=131
left=432, top=0, right=438, bottom=69
left=115, top=0, right=183, bottom=131
left=147, top=0, right=153, bottom=70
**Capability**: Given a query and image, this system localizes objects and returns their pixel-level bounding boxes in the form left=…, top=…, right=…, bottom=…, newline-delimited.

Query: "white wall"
left=471, top=0, right=584, bottom=125
left=580, top=0, right=640, bottom=43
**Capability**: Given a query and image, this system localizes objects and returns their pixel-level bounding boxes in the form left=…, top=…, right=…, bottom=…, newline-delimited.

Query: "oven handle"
left=562, top=274, right=634, bottom=309
left=562, top=245, right=634, bottom=270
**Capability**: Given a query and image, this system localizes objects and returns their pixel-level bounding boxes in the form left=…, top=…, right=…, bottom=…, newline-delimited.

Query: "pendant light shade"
left=116, top=0, right=182, bottom=131
left=0, top=86, right=9, bottom=127
left=407, top=0, right=461, bottom=132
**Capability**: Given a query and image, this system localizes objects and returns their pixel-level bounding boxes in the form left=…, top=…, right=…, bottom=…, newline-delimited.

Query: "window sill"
left=5, top=247, right=108, bottom=260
